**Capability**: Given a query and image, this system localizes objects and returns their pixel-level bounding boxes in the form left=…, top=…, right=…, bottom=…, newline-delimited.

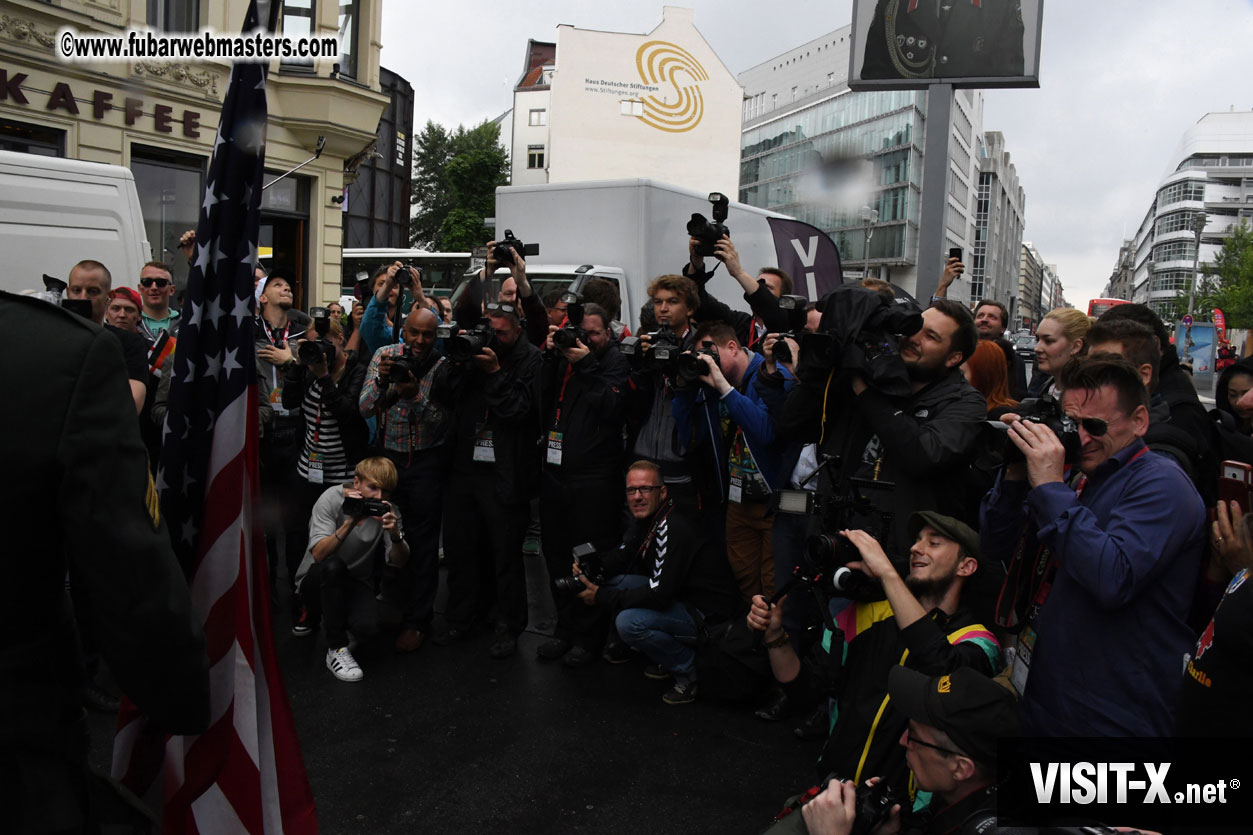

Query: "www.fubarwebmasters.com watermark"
left=56, top=28, right=340, bottom=63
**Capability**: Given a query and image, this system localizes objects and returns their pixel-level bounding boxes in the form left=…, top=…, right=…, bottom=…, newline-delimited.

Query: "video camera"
left=991, top=397, right=1081, bottom=466
left=771, top=294, right=810, bottom=366
left=297, top=307, right=337, bottom=366
left=551, top=542, right=605, bottom=602
left=342, top=495, right=389, bottom=518
left=687, top=192, right=730, bottom=259
left=552, top=269, right=591, bottom=350
left=493, top=229, right=539, bottom=267
left=798, top=285, right=924, bottom=399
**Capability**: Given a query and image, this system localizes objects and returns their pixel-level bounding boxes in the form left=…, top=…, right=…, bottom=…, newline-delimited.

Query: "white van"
left=0, top=150, right=150, bottom=296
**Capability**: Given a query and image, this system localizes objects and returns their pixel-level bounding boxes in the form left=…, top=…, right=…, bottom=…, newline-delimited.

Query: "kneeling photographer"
left=571, top=461, right=741, bottom=704
left=536, top=291, right=631, bottom=667
left=294, top=457, right=411, bottom=683
left=358, top=305, right=449, bottom=652
left=282, top=309, right=369, bottom=629
left=749, top=513, right=1002, bottom=808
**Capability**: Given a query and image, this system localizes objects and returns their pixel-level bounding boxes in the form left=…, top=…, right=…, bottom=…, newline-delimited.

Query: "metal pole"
left=1187, top=212, right=1205, bottom=318
left=914, top=84, right=953, bottom=302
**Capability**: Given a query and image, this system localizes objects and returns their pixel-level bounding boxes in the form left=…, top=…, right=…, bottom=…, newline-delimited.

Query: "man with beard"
left=780, top=298, right=987, bottom=555
left=748, top=512, right=1000, bottom=803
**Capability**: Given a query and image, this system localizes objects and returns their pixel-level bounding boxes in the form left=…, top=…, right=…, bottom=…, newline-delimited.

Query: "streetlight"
left=1183, top=212, right=1206, bottom=364
left=859, top=205, right=879, bottom=279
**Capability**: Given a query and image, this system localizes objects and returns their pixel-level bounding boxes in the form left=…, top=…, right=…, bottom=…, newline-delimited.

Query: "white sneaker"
left=326, top=647, right=363, bottom=682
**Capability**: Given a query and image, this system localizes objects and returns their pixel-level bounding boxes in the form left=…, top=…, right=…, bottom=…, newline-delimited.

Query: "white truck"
left=490, top=178, right=841, bottom=331
left=0, top=150, right=151, bottom=297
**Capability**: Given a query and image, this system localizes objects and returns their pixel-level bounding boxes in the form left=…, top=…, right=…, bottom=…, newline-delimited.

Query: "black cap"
left=908, top=511, right=981, bottom=565
left=888, top=667, right=1019, bottom=766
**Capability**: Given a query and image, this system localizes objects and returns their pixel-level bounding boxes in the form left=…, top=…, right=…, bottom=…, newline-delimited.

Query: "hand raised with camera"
left=379, top=506, right=400, bottom=539
left=351, top=300, right=365, bottom=326
left=936, top=256, right=964, bottom=296
left=472, top=345, right=501, bottom=375
left=298, top=339, right=329, bottom=378
left=1211, top=500, right=1252, bottom=576
left=840, top=529, right=894, bottom=580
left=1001, top=414, right=1066, bottom=487
left=694, top=350, right=732, bottom=395
left=714, top=235, right=751, bottom=284
left=572, top=561, right=599, bottom=606
left=762, top=333, right=799, bottom=377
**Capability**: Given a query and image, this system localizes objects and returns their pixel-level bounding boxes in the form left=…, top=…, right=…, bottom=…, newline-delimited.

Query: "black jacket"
left=780, top=364, right=989, bottom=552
left=684, top=262, right=791, bottom=351
left=434, top=337, right=543, bottom=505
left=540, top=341, right=630, bottom=478
left=281, top=350, right=370, bottom=467
left=597, top=503, right=741, bottom=623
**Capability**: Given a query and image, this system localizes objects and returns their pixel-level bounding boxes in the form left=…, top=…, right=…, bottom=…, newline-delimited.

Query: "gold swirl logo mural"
left=634, top=40, right=709, bottom=133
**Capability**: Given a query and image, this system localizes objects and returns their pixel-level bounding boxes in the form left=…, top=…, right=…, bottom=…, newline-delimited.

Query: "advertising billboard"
left=848, top=0, right=1043, bottom=89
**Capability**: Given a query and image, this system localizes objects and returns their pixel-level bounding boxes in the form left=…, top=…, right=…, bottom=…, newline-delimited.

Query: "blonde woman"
left=1028, top=308, right=1091, bottom=399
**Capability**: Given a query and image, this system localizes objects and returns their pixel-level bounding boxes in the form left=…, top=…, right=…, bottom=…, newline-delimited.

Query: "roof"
left=515, top=40, right=556, bottom=91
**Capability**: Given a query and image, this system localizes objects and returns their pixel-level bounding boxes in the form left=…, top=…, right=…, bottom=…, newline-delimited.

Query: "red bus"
left=1087, top=298, right=1130, bottom=318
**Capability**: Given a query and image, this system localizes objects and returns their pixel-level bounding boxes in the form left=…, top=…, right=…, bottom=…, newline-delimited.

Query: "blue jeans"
left=606, top=574, right=699, bottom=682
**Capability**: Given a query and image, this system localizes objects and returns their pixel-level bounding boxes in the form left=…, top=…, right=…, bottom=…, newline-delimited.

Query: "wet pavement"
left=88, top=550, right=824, bottom=834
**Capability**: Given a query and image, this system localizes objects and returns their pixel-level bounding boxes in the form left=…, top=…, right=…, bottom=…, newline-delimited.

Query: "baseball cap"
left=908, top=511, right=981, bottom=564
left=888, top=666, right=1019, bottom=766
left=109, top=287, right=142, bottom=309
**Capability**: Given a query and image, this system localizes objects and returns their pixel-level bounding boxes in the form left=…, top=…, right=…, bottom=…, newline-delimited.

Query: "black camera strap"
left=635, top=500, right=675, bottom=565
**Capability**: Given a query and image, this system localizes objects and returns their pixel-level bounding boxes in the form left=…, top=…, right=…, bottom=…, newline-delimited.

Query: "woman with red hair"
left=962, top=339, right=1018, bottom=420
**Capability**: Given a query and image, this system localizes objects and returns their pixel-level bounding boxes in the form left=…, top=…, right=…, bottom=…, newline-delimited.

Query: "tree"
left=1194, top=221, right=1253, bottom=328
left=410, top=120, right=509, bottom=251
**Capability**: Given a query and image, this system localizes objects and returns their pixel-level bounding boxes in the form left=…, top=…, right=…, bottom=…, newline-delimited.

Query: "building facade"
left=1102, top=238, right=1136, bottom=302
left=736, top=24, right=993, bottom=299
left=1018, top=241, right=1044, bottom=331
left=0, top=0, right=389, bottom=308
left=1129, top=110, right=1253, bottom=321
left=970, top=131, right=1025, bottom=311
left=506, top=7, right=743, bottom=195
left=343, top=66, right=414, bottom=251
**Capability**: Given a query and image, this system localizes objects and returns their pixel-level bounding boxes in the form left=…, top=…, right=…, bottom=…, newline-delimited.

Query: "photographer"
left=780, top=296, right=987, bottom=553
left=536, top=302, right=631, bottom=667
left=358, top=306, right=448, bottom=652
left=748, top=512, right=1001, bottom=799
left=574, top=462, right=741, bottom=704
left=684, top=233, right=791, bottom=352
left=432, top=294, right=543, bottom=659
left=359, top=261, right=430, bottom=358
left=980, top=356, right=1205, bottom=737
left=281, top=313, right=369, bottom=631
left=472, top=238, right=549, bottom=348
left=673, top=321, right=790, bottom=603
left=294, top=457, right=410, bottom=682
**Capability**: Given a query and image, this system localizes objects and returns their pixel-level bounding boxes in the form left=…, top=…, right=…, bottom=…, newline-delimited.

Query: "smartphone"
left=1217, top=460, right=1253, bottom=513
left=948, top=246, right=963, bottom=262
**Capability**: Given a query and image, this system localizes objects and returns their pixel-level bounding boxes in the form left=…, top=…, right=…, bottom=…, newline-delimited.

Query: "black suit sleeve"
left=61, top=329, right=209, bottom=734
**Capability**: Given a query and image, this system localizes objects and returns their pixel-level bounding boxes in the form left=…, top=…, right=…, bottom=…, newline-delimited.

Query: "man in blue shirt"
left=981, top=356, right=1205, bottom=736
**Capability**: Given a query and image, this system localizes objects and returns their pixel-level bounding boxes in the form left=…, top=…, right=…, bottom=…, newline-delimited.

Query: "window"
left=1152, top=271, right=1191, bottom=293
left=791, top=86, right=798, bottom=101
left=528, top=109, right=547, bottom=126
left=337, top=0, right=359, bottom=79
left=149, top=0, right=199, bottom=32
left=527, top=145, right=545, bottom=169
left=0, top=118, right=65, bottom=156
left=620, top=100, right=643, bottom=116
left=281, top=0, right=315, bottom=68
left=1156, top=180, right=1205, bottom=208
left=130, top=145, right=206, bottom=286
left=1151, top=240, right=1198, bottom=263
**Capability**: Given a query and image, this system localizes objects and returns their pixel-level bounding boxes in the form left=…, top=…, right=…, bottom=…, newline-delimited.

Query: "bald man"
left=358, top=305, right=448, bottom=652
left=65, top=260, right=148, bottom=414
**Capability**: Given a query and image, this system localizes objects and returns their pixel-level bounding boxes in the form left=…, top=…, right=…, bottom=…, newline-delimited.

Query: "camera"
left=772, top=294, right=810, bottom=366
left=552, top=543, right=605, bottom=602
left=441, top=319, right=494, bottom=362
left=686, top=192, right=730, bottom=259
left=552, top=272, right=591, bottom=350
left=342, top=495, right=390, bottom=518
left=799, top=285, right=924, bottom=399
left=676, top=342, right=720, bottom=383
left=384, top=352, right=421, bottom=385
left=850, top=778, right=896, bottom=835
left=992, top=397, right=1081, bottom=466
left=394, top=265, right=416, bottom=289
left=620, top=324, right=683, bottom=375
left=298, top=307, right=336, bottom=366
left=552, top=324, right=587, bottom=350
left=493, top=229, right=539, bottom=267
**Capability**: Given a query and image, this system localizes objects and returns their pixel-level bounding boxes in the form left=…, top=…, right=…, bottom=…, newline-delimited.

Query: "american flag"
left=112, top=2, right=317, bottom=831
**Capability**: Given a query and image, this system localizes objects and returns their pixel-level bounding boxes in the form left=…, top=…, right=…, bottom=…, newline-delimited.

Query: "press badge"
left=1010, top=625, right=1036, bottom=695
left=546, top=431, right=563, bottom=466
left=728, top=475, right=743, bottom=504
left=306, top=452, right=324, bottom=484
left=473, top=427, right=496, bottom=463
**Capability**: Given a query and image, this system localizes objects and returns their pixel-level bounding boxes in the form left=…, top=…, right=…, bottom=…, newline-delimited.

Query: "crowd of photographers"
left=69, top=218, right=1253, bottom=834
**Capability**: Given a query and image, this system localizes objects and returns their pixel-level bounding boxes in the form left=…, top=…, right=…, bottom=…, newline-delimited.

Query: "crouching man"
left=294, top=456, right=410, bottom=682
left=574, top=460, right=741, bottom=704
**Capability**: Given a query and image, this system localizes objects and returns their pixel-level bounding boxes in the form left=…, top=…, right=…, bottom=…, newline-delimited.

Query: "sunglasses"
left=140, top=277, right=171, bottom=288
left=1076, top=417, right=1110, bottom=437
left=485, top=302, right=517, bottom=315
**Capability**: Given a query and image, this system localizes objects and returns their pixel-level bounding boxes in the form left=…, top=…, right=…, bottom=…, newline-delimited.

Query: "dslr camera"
left=297, top=307, right=337, bottom=366
left=342, top=495, right=390, bottom=518
left=620, top=324, right=683, bottom=375
left=551, top=543, right=605, bottom=602
left=686, top=192, right=730, bottom=259
left=439, top=319, right=495, bottom=362
left=992, top=397, right=1081, bottom=466
left=676, top=340, right=720, bottom=384
left=771, top=294, right=810, bottom=366
left=394, top=264, right=417, bottom=289
left=493, top=229, right=539, bottom=267
left=552, top=271, right=591, bottom=350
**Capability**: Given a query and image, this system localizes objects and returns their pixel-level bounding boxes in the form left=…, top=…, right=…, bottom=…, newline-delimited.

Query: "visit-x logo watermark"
left=1030, top=762, right=1237, bottom=805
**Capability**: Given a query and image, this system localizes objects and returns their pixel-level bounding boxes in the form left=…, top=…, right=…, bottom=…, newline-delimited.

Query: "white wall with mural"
left=547, top=6, right=743, bottom=195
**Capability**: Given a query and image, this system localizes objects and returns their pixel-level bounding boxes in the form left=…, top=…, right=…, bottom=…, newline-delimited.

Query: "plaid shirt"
left=358, top=343, right=445, bottom=454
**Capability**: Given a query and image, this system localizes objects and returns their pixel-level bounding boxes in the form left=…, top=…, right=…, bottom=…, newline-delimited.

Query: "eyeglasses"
left=906, top=733, right=963, bottom=758
left=140, top=277, right=171, bottom=288
left=485, top=302, right=517, bottom=315
left=624, top=485, right=662, bottom=496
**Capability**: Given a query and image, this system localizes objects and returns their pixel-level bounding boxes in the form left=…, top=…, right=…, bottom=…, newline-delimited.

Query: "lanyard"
left=553, top=364, right=575, bottom=426
left=635, top=501, right=674, bottom=564
left=261, top=318, right=289, bottom=347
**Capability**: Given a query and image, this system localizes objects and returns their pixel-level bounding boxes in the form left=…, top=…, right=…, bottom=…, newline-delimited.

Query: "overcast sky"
left=381, top=0, right=1253, bottom=309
